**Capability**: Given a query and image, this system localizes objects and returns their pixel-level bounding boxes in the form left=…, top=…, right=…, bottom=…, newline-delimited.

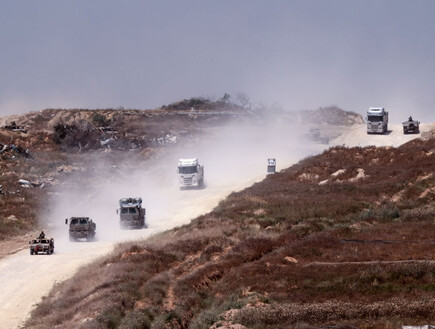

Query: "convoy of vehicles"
left=366, top=107, right=389, bottom=134
left=30, top=110, right=423, bottom=255
left=177, top=158, right=204, bottom=189
left=117, top=197, right=146, bottom=229
left=65, top=217, right=96, bottom=241
left=402, top=116, right=420, bottom=134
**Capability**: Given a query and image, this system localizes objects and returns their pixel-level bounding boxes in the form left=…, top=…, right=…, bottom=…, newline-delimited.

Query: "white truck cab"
left=178, top=158, right=204, bottom=189
left=367, top=107, right=388, bottom=134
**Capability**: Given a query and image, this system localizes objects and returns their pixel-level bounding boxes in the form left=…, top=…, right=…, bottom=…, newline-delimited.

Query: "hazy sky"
left=1, top=1, right=434, bottom=122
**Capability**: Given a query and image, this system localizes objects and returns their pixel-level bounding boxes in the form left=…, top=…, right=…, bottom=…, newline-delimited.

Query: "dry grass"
left=22, top=134, right=435, bottom=329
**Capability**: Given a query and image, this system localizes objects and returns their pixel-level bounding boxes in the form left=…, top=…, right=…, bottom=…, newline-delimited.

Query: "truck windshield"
left=178, top=166, right=197, bottom=174
left=121, top=208, right=137, bottom=214
left=368, top=115, right=383, bottom=122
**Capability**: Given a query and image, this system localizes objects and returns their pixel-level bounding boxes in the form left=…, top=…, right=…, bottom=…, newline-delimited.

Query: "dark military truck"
left=65, top=217, right=96, bottom=241
left=402, top=116, right=420, bottom=134
left=30, top=237, right=54, bottom=255
left=117, top=197, right=146, bottom=229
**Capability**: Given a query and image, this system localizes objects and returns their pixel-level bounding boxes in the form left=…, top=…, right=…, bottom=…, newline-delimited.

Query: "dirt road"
left=0, top=122, right=432, bottom=329
left=330, top=123, right=435, bottom=147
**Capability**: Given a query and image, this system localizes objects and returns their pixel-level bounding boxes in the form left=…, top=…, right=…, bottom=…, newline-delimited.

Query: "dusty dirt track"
left=0, top=122, right=433, bottom=329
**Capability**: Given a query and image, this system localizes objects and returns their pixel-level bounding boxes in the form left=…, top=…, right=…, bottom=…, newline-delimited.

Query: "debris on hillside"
left=151, top=134, right=177, bottom=145
left=18, top=179, right=33, bottom=188
left=0, top=143, right=33, bottom=159
left=4, top=121, right=27, bottom=133
left=18, top=177, right=54, bottom=189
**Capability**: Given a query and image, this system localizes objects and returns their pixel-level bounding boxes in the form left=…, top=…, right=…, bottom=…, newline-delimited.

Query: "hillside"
left=23, top=132, right=435, bottom=328
left=0, top=103, right=360, bottom=242
left=0, top=99, right=252, bottom=241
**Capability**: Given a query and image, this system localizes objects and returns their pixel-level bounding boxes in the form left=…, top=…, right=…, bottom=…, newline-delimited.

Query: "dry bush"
left=234, top=298, right=435, bottom=327
left=401, top=203, right=435, bottom=221
left=118, top=310, right=151, bottom=329
left=143, top=273, right=170, bottom=305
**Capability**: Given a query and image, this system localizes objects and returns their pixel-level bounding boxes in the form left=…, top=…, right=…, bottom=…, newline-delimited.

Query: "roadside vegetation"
left=24, top=134, right=435, bottom=328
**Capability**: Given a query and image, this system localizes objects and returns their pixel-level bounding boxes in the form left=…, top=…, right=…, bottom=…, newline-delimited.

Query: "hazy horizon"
left=1, top=1, right=435, bottom=123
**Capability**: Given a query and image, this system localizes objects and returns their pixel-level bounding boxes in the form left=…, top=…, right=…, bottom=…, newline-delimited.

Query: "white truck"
left=178, top=158, right=204, bottom=189
left=367, top=107, right=388, bottom=134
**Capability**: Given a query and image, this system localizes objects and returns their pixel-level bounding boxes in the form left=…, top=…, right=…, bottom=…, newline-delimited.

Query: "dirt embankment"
left=22, top=125, right=435, bottom=329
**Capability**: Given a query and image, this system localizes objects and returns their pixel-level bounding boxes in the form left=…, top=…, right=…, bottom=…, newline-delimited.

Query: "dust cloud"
left=41, top=114, right=325, bottom=252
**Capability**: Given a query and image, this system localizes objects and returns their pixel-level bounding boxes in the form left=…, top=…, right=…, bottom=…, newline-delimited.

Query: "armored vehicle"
left=178, top=158, right=204, bottom=189
left=402, top=116, right=420, bottom=134
left=30, top=236, right=54, bottom=255
left=117, top=197, right=146, bottom=229
left=367, top=107, right=388, bottom=134
left=65, top=217, right=96, bottom=241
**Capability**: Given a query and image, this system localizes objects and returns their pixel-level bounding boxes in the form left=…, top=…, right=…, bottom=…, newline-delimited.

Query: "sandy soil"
left=0, top=122, right=431, bottom=329
left=330, top=123, right=435, bottom=147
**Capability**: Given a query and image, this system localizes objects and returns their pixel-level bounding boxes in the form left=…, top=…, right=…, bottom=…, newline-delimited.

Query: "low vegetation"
left=24, top=135, right=435, bottom=328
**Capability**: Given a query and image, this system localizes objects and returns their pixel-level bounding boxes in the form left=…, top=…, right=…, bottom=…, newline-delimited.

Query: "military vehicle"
left=65, top=217, right=96, bottom=241
left=367, top=107, right=388, bottom=134
left=29, top=236, right=54, bottom=255
left=117, top=197, right=146, bottom=229
left=178, top=158, right=204, bottom=189
left=402, top=116, right=420, bottom=134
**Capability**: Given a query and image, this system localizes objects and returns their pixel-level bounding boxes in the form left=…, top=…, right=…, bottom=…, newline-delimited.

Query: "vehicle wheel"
left=30, top=250, right=33, bottom=255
